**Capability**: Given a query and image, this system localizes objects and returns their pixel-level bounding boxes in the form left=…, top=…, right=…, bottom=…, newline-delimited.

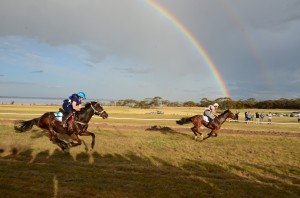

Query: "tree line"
left=115, top=97, right=300, bottom=109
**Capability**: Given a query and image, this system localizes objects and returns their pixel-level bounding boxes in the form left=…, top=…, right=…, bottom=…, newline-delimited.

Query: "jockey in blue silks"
left=203, top=103, right=219, bottom=125
left=61, top=92, right=86, bottom=127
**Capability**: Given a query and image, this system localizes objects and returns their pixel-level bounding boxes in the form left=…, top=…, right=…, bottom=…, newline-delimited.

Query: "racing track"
left=1, top=118, right=299, bottom=138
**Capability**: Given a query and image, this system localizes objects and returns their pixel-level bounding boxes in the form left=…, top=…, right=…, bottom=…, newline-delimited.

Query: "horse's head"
left=90, top=102, right=108, bottom=119
left=224, top=109, right=236, bottom=120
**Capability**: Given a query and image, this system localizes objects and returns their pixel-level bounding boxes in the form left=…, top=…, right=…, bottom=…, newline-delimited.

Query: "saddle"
left=203, top=115, right=216, bottom=129
left=203, top=115, right=209, bottom=123
left=67, top=113, right=75, bottom=125
left=54, top=111, right=63, bottom=122
left=54, top=108, right=75, bottom=125
left=53, top=108, right=66, bottom=122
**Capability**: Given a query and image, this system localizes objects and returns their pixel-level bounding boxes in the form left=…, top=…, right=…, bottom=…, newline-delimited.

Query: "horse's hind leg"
left=56, top=139, right=69, bottom=153
left=191, top=126, right=203, bottom=140
left=191, top=126, right=198, bottom=140
left=48, top=130, right=68, bottom=152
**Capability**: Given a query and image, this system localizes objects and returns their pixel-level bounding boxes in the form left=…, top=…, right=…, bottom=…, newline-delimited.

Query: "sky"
left=1, top=0, right=300, bottom=102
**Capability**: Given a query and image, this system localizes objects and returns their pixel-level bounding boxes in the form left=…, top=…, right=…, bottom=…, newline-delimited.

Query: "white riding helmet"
left=213, top=103, right=219, bottom=107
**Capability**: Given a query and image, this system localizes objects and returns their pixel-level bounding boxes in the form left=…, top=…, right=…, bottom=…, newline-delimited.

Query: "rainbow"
left=145, top=0, right=230, bottom=97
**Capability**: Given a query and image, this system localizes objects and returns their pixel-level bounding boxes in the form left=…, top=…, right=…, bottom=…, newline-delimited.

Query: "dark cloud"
left=0, top=0, right=299, bottom=100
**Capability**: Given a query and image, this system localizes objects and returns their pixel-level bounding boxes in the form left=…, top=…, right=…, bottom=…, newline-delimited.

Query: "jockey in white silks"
left=203, top=103, right=219, bottom=124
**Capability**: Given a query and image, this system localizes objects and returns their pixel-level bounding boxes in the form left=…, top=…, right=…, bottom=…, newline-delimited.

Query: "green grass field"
left=0, top=105, right=299, bottom=197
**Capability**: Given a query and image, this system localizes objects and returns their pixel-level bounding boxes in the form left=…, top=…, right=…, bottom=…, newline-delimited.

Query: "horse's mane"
left=218, top=109, right=231, bottom=116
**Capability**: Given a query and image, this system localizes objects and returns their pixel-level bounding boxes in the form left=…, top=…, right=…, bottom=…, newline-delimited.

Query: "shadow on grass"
left=146, top=125, right=176, bottom=133
left=229, top=163, right=300, bottom=186
left=2, top=125, right=299, bottom=197
left=0, top=147, right=299, bottom=198
left=145, top=125, right=199, bottom=140
left=30, top=129, right=47, bottom=139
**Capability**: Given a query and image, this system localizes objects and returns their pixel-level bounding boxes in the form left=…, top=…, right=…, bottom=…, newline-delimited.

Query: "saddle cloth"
left=54, top=112, right=63, bottom=122
left=203, top=115, right=209, bottom=122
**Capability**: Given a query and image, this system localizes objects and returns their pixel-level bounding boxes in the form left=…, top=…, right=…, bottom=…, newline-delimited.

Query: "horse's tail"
left=176, top=117, right=192, bottom=125
left=14, top=118, right=39, bottom=133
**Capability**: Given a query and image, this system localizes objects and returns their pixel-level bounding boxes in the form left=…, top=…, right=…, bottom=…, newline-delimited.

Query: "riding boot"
left=61, top=112, right=72, bottom=127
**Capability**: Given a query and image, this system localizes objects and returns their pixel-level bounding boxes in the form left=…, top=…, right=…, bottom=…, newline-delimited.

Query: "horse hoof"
left=63, top=148, right=69, bottom=153
left=200, top=135, right=204, bottom=140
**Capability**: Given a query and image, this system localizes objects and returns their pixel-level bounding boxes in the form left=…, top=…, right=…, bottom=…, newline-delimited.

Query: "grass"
left=0, top=105, right=300, bottom=197
left=3, top=104, right=300, bottom=132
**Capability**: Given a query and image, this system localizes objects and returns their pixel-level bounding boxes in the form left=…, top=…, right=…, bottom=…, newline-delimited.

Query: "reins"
left=90, top=103, right=105, bottom=115
left=74, top=121, right=88, bottom=125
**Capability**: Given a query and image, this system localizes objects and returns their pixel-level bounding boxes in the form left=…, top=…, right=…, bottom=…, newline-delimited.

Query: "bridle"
left=73, top=102, right=105, bottom=126
left=90, top=102, right=105, bottom=115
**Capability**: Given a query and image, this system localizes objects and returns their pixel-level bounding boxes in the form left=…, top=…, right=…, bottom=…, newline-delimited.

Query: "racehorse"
left=176, top=109, right=236, bottom=140
left=14, top=101, right=108, bottom=152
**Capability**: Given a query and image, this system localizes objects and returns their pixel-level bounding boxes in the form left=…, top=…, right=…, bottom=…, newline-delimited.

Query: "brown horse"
left=176, top=109, right=236, bottom=140
left=14, top=101, right=108, bottom=152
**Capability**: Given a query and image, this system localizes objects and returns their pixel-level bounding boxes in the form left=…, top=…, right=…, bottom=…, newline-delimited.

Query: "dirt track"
left=95, top=123, right=300, bottom=138
left=3, top=119, right=300, bottom=138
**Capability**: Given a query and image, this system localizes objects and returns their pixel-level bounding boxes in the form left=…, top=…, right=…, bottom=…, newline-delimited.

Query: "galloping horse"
left=14, top=101, right=108, bottom=152
left=176, top=109, right=236, bottom=140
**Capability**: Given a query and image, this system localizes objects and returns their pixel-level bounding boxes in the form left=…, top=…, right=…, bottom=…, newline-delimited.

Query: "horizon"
left=1, top=95, right=299, bottom=103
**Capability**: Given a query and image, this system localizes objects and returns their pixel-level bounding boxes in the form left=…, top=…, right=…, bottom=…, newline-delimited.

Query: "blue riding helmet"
left=77, top=92, right=86, bottom=99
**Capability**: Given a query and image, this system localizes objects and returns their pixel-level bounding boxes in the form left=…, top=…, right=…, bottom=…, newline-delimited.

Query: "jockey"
left=203, top=103, right=219, bottom=124
left=61, top=92, right=86, bottom=127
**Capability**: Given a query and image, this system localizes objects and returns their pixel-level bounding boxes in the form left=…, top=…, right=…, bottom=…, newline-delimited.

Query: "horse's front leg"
left=69, top=133, right=82, bottom=147
left=208, top=129, right=218, bottom=137
left=79, top=131, right=95, bottom=150
left=204, top=130, right=218, bottom=140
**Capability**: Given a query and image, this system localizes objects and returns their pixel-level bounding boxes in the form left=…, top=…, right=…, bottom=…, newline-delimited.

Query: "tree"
left=183, top=101, right=197, bottom=107
left=214, top=97, right=233, bottom=109
left=150, top=96, right=162, bottom=106
left=115, top=97, right=300, bottom=109
left=200, top=98, right=212, bottom=107
left=161, top=100, right=170, bottom=106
